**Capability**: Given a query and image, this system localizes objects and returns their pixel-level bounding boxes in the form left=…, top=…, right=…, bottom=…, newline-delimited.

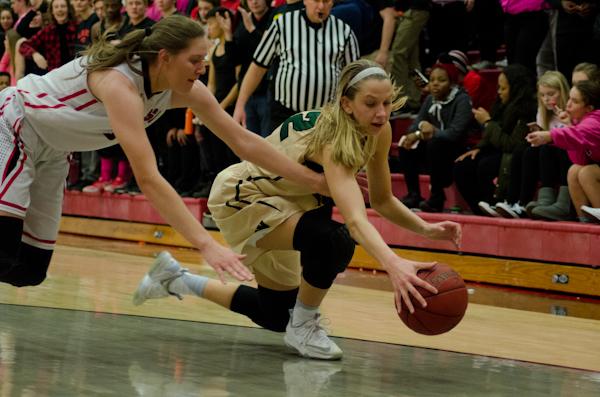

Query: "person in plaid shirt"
left=19, top=0, right=78, bottom=73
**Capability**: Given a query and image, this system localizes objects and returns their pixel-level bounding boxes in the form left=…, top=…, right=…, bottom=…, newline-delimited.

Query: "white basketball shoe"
left=284, top=310, right=343, bottom=360
left=132, top=251, right=188, bottom=306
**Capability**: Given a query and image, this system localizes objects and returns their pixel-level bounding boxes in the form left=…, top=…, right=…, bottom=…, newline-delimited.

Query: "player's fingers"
left=400, top=287, right=414, bottom=314
left=407, top=283, right=427, bottom=308
left=215, top=266, right=227, bottom=284
left=411, top=271, right=438, bottom=294
left=417, top=261, right=437, bottom=271
left=394, top=292, right=402, bottom=314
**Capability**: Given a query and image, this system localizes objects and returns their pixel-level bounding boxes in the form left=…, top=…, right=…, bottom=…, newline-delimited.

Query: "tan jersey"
left=208, top=110, right=326, bottom=287
left=242, top=110, right=323, bottom=197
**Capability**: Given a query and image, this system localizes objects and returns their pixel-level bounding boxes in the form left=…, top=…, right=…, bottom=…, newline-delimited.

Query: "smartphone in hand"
left=527, top=122, right=542, bottom=132
left=412, top=68, right=429, bottom=88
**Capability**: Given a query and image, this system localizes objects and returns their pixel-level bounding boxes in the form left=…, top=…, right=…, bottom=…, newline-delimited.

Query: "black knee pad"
left=293, top=207, right=356, bottom=289
left=230, top=285, right=298, bottom=332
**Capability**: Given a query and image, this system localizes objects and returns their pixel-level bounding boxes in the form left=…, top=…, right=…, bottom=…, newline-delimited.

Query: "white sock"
left=167, top=273, right=208, bottom=298
left=291, top=299, right=319, bottom=326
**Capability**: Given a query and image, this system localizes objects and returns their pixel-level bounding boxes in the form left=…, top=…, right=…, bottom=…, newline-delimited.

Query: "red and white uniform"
left=0, top=57, right=172, bottom=249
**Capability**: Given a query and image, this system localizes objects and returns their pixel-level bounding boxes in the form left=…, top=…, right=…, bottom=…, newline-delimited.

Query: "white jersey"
left=14, top=57, right=172, bottom=151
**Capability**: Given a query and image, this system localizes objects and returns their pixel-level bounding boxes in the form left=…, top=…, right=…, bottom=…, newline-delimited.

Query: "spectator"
left=192, top=6, right=240, bottom=197
left=470, top=0, right=504, bottom=70
left=0, top=7, right=14, bottom=59
left=547, top=0, right=600, bottom=80
left=91, top=0, right=124, bottom=42
left=0, top=69, right=10, bottom=89
left=501, top=0, right=549, bottom=74
left=397, top=62, right=472, bottom=212
left=496, top=71, right=571, bottom=219
left=18, top=0, right=78, bottom=73
left=119, top=0, right=155, bottom=35
left=156, top=0, right=178, bottom=18
left=93, top=0, right=103, bottom=20
left=389, top=0, right=430, bottom=113
left=572, top=62, right=600, bottom=84
left=190, top=0, right=220, bottom=28
left=427, top=0, right=474, bottom=59
left=454, top=64, right=537, bottom=216
left=2, top=29, right=20, bottom=84
left=73, top=0, right=99, bottom=56
left=233, top=0, right=360, bottom=132
left=358, top=0, right=396, bottom=69
left=232, top=0, right=272, bottom=136
left=527, top=80, right=600, bottom=222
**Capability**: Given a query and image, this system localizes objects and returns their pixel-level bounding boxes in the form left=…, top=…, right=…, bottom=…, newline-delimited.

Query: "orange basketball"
left=398, top=263, right=468, bottom=335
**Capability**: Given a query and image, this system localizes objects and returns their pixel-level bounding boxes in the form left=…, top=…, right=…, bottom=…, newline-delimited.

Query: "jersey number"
left=279, top=111, right=320, bottom=141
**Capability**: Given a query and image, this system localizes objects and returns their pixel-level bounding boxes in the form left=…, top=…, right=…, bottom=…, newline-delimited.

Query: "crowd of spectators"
left=0, top=0, right=598, bottom=222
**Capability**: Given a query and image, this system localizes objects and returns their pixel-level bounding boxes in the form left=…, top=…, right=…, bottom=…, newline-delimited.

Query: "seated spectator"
left=572, top=62, right=600, bottom=84
left=397, top=62, right=472, bottom=212
left=526, top=80, right=600, bottom=222
left=18, top=0, right=78, bottom=74
left=496, top=71, right=571, bottom=219
left=0, top=6, right=15, bottom=59
left=522, top=72, right=573, bottom=221
left=0, top=70, right=10, bottom=90
left=454, top=64, right=537, bottom=216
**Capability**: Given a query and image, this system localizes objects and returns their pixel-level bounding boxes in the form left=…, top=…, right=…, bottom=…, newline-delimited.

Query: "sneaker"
left=581, top=206, right=600, bottom=223
left=478, top=201, right=501, bottom=217
left=104, top=176, right=129, bottom=193
left=495, top=58, right=508, bottom=68
left=82, top=178, right=112, bottom=194
left=471, top=60, right=495, bottom=70
left=495, top=202, right=526, bottom=218
left=419, top=199, right=444, bottom=213
left=283, top=359, right=342, bottom=397
left=132, top=251, right=188, bottom=306
left=284, top=311, right=343, bottom=360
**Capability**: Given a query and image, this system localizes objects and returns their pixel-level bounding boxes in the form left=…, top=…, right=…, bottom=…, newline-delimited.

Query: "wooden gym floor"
left=1, top=233, right=599, bottom=396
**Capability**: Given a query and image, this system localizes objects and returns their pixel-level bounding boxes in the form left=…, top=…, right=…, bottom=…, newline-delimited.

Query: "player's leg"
left=132, top=250, right=299, bottom=332
left=257, top=206, right=356, bottom=359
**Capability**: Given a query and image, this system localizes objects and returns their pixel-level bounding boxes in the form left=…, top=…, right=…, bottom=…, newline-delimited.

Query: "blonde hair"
left=537, top=71, right=569, bottom=130
left=304, top=60, right=405, bottom=170
left=84, top=15, right=205, bottom=75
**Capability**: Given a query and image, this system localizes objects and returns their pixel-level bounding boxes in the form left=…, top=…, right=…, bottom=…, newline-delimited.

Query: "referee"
left=233, top=0, right=360, bottom=132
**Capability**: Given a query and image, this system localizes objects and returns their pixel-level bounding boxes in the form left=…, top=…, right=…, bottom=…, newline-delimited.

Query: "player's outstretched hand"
left=385, top=258, right=438, bottom=314
left=425, top=221, right=462, bottom=248
left=201, top=241, right=253, bottom=283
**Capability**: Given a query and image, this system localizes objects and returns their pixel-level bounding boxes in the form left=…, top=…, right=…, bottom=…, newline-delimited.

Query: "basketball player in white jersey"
left=0, top=15, right=328, bottom=288
left=133, top=60, right=462, bottom=360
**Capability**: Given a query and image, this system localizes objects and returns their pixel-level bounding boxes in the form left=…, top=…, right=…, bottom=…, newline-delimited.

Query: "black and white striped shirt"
left=253, top=9, right=360, bottom=112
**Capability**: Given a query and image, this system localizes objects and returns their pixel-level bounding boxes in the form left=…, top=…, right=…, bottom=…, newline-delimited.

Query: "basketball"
left=398, top=263, right=468, bottom=335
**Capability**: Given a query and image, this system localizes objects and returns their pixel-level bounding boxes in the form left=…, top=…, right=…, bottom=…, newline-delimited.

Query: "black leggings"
left=453, top=149, right=502, bottom=214
left=0, top=217, right=54, bottom=287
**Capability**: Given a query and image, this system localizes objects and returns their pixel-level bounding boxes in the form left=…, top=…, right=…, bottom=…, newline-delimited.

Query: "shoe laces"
left=161, top=268, right=189, bottom=300
left=298, top=314, right=332, bottom=348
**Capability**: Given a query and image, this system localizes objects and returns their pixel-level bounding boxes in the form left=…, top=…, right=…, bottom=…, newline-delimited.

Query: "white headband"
left=347, top=67, right=388, bottom=88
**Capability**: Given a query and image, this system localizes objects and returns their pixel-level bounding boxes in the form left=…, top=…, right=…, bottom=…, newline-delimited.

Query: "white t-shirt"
left=15, top=57, right=172, bottom=151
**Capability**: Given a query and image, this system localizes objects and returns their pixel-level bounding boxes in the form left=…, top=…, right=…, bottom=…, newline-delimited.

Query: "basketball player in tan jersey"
left=0, top=16, right=328, bottom=289
left=133, top=60, right=462, bottom=360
